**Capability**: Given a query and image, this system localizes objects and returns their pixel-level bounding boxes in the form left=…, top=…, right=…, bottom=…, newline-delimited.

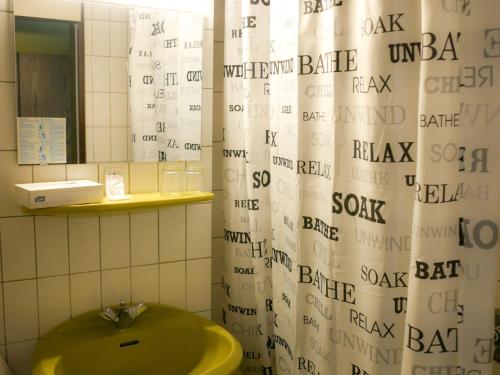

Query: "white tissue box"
left=15, top=180, right=104, bottom=209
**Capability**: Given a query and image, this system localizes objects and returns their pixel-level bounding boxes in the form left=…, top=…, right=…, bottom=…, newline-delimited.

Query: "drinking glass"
left=160, top=168, right=184, bottom=195
left=185, top=167, right=205, bottom=192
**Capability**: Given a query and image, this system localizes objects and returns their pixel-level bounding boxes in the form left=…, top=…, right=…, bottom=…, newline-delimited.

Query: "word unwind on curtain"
left=222, top=1, right=499, bottom=374
left=129, top=8, right=203, bottom=162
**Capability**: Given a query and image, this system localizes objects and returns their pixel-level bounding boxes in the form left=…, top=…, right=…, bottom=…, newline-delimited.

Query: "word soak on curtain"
left=129, top=8, right=203, bottom=162
left=222, top=0, right=500, bottom=374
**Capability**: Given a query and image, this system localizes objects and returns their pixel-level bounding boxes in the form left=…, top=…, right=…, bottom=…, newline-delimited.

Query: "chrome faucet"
left=99, top=301, right=147, bottom=329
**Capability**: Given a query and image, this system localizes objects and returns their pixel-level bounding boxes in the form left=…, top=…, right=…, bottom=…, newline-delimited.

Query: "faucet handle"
left=127, top=302, right=147, bottom=319
left=99, top=306, right=119, bottom=322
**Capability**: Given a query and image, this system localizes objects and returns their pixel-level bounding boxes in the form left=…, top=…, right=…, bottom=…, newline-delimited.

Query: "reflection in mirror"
left=12, top=0, right=204, bottom=165
left=15, top=16, right=82, bottom=164
left=129, top=9, right=203, bottom=162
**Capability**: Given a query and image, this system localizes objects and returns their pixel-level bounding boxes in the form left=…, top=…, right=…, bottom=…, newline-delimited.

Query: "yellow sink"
left=32, top=304, right=242, bottom=375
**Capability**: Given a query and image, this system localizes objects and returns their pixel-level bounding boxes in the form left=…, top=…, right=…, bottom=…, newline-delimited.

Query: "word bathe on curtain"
left=222, top=1, right=500, bottom=374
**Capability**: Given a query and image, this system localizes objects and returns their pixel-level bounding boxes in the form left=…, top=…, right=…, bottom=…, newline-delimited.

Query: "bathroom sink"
left=32, top=304, right=242, bottom=375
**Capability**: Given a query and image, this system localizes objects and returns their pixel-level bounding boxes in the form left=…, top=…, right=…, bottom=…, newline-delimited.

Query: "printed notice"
left=17, top=117, right=66, bottom=165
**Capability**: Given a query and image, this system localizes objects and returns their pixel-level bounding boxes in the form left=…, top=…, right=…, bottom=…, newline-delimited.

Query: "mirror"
left=13, top=0, right=203, bottom=164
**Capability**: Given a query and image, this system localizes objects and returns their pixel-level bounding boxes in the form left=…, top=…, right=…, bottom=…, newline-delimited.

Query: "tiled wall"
left=84, top=2, right=129, bottom=162
left=0, top=1, right=217, bottom=374
left=210, top=0, right=224, bottom=327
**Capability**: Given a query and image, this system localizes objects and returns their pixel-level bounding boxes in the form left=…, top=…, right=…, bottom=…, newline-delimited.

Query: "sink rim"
left=32, top=304, right=242, bottom=375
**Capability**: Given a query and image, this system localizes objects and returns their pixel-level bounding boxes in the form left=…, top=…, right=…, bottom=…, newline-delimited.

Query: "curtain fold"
left=222, top=1, right=500, bottom=373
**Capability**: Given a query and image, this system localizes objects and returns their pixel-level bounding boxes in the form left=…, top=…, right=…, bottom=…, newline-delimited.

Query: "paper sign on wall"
left=17, top=117, right=66, bottom=165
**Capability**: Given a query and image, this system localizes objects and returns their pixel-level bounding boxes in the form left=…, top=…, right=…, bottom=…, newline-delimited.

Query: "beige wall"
left=0, top=1, right=218, bottom=374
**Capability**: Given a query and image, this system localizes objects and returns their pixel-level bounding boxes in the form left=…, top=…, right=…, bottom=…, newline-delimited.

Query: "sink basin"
left=32, top=304, right=242, bottom=375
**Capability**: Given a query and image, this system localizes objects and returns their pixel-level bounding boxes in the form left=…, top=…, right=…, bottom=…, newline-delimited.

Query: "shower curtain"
left=129, top=8, right=203, bottom=162
left=221, top=0, right=500, bottom=374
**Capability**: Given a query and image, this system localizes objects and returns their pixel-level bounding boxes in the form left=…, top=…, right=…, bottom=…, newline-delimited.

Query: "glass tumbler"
left=185, top=167, right=205, bottom=192
left=160, top=168, right=184, bottom=195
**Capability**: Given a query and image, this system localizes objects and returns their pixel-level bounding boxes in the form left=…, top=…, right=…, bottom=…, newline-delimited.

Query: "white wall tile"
left=70, top=271, right=101, bottom=316
left=85, top=92, right=93, bottom=127
left=202, top=147, right=213, bottom=191
left=159, top=206, right=185, bottom=263
left=100, top=212, right=130, bottom=269
left=110, top=22, right=127, bottom=57
left=195, top=310, right=211, bottom=319
left=92, top=20, right=110, bottom=56
left=102, top=268, right=130, bottom=306
left=0, top=0, right=13, bottom=12
left=92, top=3, right=110, bottom=20
left=0, top=83, right=16, bottom=151
left=92, top=56, right=110, bottom=92
left=129, top=163, right=158, bottom=193
left=37, top=275, right=70, bottom=335
left=131, top=265, right=159, bottom=303
left=98, top=162, right=129, bottom=193
left=203, top=0, right=214, bottom=30
left=212, top=142, right=222, bottom=190
left=93, top=127, right=111, bottom=162
left=84, top=55, right=93, bottom=92
left=84, top=19, right=92, bottom=54
left=159, top=261, right=185, bottom=309
left=0, top=12, right=14, bottom=82
left=201, top=89, right=213, bottom=147
left=211, top=238, right=224, bottom=284
left=0, top=217, right=36, bottom=281
left=110, top=57, right=127, bottom=93
left=212, top=92, right=223, bottom=141
left=211, top=283, right=224, bottom=326
left=83, top=1, right=91, bottom=18
left=187, top=203, right=211, bottom=259
left=68, top=214, right=100, bottom=273
left=213, top=42, right=223, bottom=92
left=130, top=210, right=158, bottom=266
left=85, top=126, right=94, bottom=162
left=109, top=4, right=128, bottom=22
left=213, top=0, right=224, bottom=42
left=6, top=340, right=37, bottom=375
left=33, top=165, right=66, bottom=182
left=186, top=258, right=211, bottom=312
left=202, top=29, right=213, bottom=89
left=110, top=93, right=127, bottom=126
left=4, top=280, right=38, bottom=343
left=66, top=163, right=99, bottom=182
left=212, top=190, right=223, bottom=237
left=0, top=152, right=32, bottom=217
left=92, top=92, right=110, bottom=126
left=110, top=127, right=128, bottom=162
left=127, top=126, right=132, bottom=161
left=35, top=216, right=69, bottom=277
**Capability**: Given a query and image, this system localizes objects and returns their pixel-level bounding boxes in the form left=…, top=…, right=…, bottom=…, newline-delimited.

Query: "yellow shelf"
left=21, top=192, right=214, bottom=214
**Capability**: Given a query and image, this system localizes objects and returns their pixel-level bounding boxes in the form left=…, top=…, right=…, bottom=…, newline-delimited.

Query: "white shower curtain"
left=222, top=0, right=500, bottom=374
left=129, top=8, right=203, bottom=162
